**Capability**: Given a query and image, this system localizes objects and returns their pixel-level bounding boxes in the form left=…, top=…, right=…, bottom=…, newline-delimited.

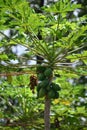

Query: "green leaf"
left=76, top=106, right=86, bottom=114
left=0, top=53, right=8, bottom=60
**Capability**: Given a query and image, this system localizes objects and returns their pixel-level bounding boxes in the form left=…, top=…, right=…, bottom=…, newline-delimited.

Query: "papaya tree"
left=0, top=0, right=87, bottom=130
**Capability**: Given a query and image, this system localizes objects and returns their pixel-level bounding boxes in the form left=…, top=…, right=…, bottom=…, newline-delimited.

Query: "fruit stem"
left=44, top=95, right=51, bottom=130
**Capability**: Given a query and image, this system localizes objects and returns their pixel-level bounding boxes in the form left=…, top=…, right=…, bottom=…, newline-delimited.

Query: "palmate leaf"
left=66, top=51, right=87, bottom=63
left=0, top=53, right=8, bottom=60
left=44, top=0, right=81, bottom=14
left=60, top=25, right=87, bottom=48
left=0, top=0, right=24, bottom=6
left=0, top=0, right=45, bottom=35
left=51, top=22, right=77, bottom=32
left=0, top=0, right=86, bottom=75
left=56, top=0, right=81, bottom=13
left=76, top=106, right=86, bottom=115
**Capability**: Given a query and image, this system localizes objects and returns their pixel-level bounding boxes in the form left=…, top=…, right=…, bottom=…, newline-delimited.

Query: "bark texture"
left=44, top=96, right=51, bottom=130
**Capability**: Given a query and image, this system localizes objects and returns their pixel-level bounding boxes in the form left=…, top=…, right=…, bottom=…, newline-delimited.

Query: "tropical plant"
left=0, top=0, right=87, bottom=130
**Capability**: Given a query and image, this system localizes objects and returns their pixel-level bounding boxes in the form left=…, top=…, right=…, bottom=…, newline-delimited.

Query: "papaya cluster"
left=37, top=65, right=61, bottom=99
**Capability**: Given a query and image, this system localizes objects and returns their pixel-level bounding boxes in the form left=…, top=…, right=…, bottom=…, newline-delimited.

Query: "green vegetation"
left=0, top=0, right=87, bottom=130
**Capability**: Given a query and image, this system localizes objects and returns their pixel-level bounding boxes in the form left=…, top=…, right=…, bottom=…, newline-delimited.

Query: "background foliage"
left=0, top=0, right=87, bottom=130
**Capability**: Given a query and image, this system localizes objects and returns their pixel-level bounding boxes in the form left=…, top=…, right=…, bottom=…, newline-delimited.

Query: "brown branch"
left=4, top=122, right=30, bottom=127
left=0, top=71, right=36, bottom=76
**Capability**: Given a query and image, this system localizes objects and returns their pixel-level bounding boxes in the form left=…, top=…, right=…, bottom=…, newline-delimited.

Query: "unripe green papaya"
left=37, top=83, right=42, bottom=92
left=44, top=68, right=53, bottom=77
left=37, top=91, right=39, bottom=98
left=51, top=83, right=61, bottom=91
left=39, top=88, right=46, bottom=98
left=54, top=92, right=59, bottom=99
left=46, top=85, right=51, bottom=91
left=48, top=89, right=55, bottom=99
left=37, top=65, right=46, bottom=73
left=40, top=79, right=49, bottom=88
left=37, top=73, right=45, bottom=81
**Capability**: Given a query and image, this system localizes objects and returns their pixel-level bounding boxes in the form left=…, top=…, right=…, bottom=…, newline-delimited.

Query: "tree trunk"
left=44, top=95, right=51, bottom=130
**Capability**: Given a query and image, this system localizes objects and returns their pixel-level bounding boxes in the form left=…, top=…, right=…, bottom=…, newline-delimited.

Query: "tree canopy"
left=0, top=0, right=87, bottom=130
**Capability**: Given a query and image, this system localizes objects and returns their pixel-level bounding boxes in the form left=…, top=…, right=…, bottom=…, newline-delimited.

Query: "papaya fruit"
left=46, top=85, right=51, bottom=91
left=37, top=73, right=45, bottom=81
left=51, top=83, right=61, bottom=91
left=37, top=91, right=39, bottom=98
left=48, top=89, right=59, bottom=99
left=40, top=79, right=49, bottom=88
left=48, top=89, right=55, bottom=99
left=54, top=92, right=59, bottom=99
left=37, top=83, right=42, bottom=92
left=37, top=65, right=46, bottom=73
left=44, top=68, right=53, bottom=77
left=38, top=88, right=46, bottom=98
